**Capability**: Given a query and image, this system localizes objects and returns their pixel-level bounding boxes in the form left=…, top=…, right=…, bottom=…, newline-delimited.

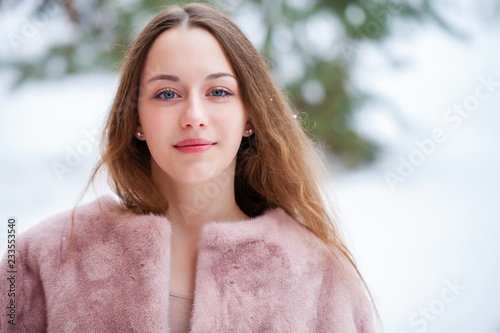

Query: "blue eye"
left=154, top=89, right=179, bottom=100
left=209, top=88, right=233, bottom=97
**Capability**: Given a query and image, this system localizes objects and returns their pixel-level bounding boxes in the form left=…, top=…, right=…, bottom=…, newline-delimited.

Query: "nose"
left=180, top=95, right=209, bottom=129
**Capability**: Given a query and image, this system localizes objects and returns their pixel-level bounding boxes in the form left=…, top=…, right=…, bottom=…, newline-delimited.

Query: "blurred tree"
left=0, top=0, right=456, bottom=168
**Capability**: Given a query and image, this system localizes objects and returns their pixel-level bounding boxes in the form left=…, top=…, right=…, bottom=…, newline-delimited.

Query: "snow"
left=0, top=1, right=499, bottom=332
left=335, top=3, right=500, bottom=332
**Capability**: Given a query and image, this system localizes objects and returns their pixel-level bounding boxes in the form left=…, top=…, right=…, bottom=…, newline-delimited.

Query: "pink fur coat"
left=1, top=196, right=376, bottom=332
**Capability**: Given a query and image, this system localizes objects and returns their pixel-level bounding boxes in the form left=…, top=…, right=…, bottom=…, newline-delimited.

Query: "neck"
left=151, top=160, right=249, bottom=238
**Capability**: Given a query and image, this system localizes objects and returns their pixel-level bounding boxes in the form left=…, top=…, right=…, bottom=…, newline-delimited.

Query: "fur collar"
left=0, top=195, right=375, bottom=332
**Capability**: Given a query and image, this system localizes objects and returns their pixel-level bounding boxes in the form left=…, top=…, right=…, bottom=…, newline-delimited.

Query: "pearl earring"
left=136, top=132, right=144, bottom=138
left=246, top=129, right=253, bottom=135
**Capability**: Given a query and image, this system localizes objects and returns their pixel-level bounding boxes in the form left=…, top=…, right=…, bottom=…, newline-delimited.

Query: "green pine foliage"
left=0, top=0, right=449, bottom=168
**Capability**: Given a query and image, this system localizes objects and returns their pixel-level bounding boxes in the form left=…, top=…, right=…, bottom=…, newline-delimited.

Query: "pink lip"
left=173, top=138, right=216, bottom=154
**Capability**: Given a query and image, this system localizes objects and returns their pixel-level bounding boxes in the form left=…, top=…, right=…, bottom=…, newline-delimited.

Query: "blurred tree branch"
left=0, top=0, right=461, bottom=168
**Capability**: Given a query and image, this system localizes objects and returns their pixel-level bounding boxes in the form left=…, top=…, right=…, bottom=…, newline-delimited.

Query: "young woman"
left=1, top=3, right=379, bottom=332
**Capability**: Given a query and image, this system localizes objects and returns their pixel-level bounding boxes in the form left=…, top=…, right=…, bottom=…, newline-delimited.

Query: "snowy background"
left=1, top=1, right=499, bottom=332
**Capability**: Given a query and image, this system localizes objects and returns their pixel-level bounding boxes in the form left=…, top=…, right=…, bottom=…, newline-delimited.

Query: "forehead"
left=141, top=26, right=234, bottom=79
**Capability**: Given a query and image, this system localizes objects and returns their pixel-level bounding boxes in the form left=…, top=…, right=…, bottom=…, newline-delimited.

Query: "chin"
left=154, top=158, right=236, bottom=187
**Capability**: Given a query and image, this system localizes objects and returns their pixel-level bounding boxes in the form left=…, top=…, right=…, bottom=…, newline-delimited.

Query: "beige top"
left=169, top=291, right=194, bottom=333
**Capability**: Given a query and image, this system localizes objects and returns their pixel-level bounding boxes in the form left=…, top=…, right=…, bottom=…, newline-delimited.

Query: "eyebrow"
left=147, top=74, right=179, bottom=84
left=205, top=72, right=235, bottom=81
left=146, top=72, right=235, bottom=84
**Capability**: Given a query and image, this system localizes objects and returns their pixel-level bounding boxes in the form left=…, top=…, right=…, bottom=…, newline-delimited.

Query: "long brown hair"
left=77, top=1, right=379, bottom=323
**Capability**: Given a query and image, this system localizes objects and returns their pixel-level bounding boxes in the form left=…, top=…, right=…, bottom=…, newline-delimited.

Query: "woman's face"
left=137, top=26, right=251, bottom=185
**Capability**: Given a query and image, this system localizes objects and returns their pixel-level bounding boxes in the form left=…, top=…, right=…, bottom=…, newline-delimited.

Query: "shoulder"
left=17, top=196, right=120, bottom=251
left=199, top=207, right=342, bottom=270
left=19, top=195, right=120, bottom=237
left=264, top=209, right=377, bottom=331
left=196, top=208, right=377, bottom=331
left=198, top=207, right=325, bottom=265
left=16, top=195, right=170, bottom=264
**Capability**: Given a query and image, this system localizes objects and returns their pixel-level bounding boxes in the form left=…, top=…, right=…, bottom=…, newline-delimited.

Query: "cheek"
left=139, top=108, right=174, bottom=133
left=223, top=103, right=247, bottom=128
left=216, top=114, right=246, bottom=141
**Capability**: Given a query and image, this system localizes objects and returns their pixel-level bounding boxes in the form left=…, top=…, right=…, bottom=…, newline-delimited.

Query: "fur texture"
left=0, top=196, right=375, bottom=332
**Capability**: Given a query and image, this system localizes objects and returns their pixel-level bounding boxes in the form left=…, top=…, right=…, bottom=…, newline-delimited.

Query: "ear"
left=135, top=125, right=146, bottom=141
left=243, top=125, right=254, bottom=137
left=243, top=118, right=254, bottom=137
